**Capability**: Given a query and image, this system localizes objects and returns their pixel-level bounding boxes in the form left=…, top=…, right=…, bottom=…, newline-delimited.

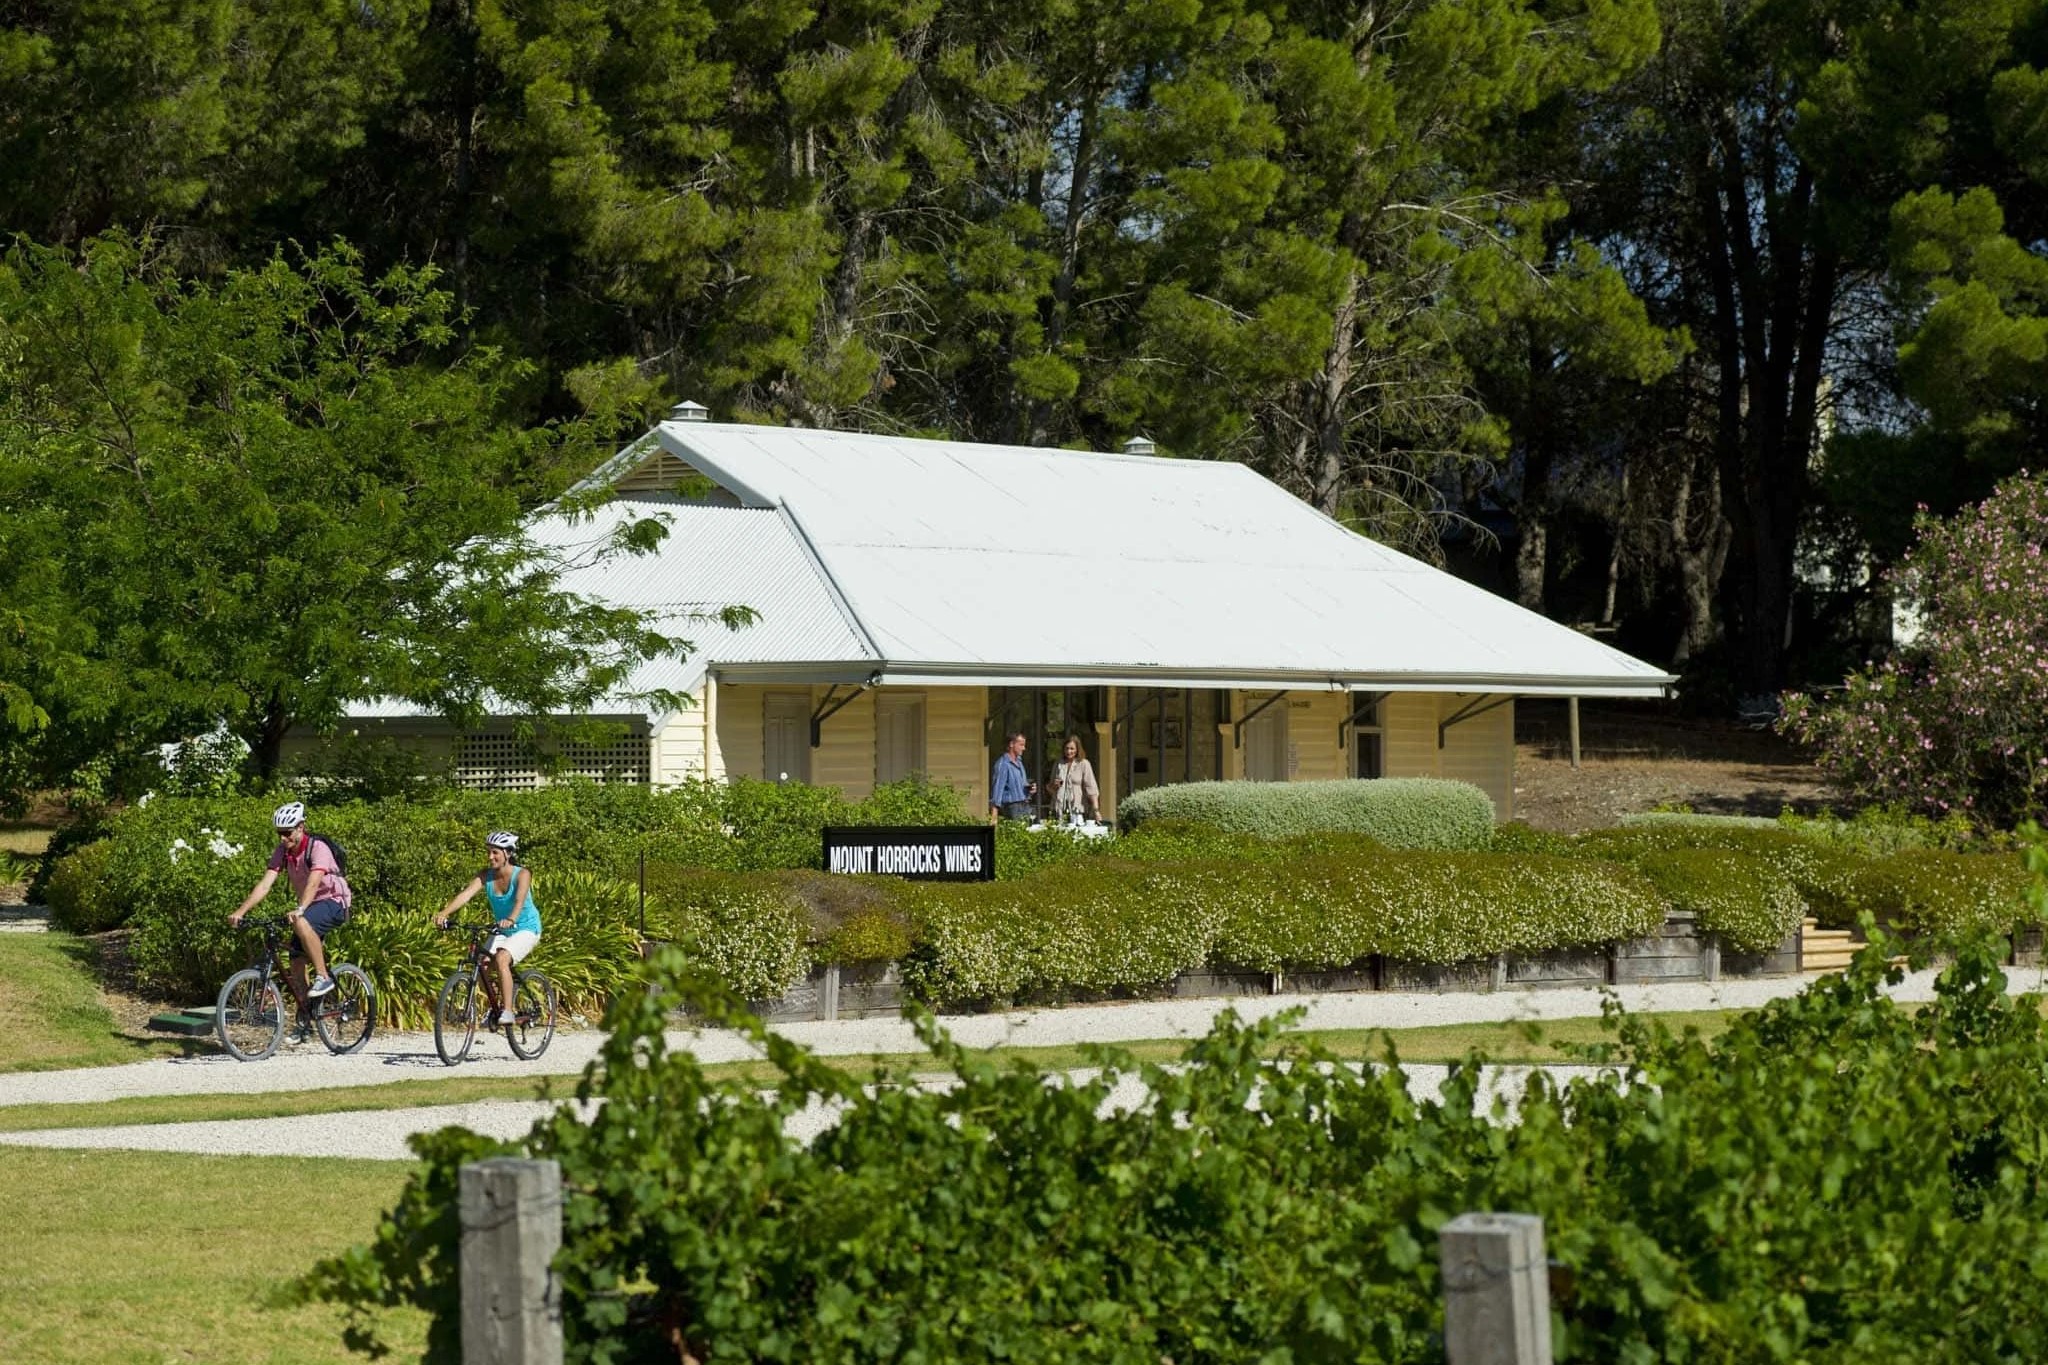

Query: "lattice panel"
left=556, top=735, right=651, bottom=786
left=455, top=733, right=543, bottom=791
left=454, top=732, right=650, bottom=790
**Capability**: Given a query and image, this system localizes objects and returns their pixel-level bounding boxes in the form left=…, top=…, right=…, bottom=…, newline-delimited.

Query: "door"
left=875, top=693, right=927, bottom=784
left=763, top=692, right=811, bottom=784
left=1243, top=700, right=1287, bottom=782
left=1351, top=695, right=1385, bottom=779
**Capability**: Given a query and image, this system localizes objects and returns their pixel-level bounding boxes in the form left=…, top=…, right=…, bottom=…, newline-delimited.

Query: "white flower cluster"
left=168, top=826, right=245, bottom=865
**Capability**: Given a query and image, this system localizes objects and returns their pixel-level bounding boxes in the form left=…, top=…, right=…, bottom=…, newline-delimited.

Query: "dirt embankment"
left=1512, top=701, right=1830, bottom=834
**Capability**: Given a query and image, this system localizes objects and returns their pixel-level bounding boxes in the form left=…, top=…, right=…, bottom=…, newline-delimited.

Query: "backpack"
left=308, top=832, right=348, bottom=881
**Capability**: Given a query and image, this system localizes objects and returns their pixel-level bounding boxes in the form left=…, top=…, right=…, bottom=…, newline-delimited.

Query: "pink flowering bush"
left=1781, top=474, right=2048, bottom=826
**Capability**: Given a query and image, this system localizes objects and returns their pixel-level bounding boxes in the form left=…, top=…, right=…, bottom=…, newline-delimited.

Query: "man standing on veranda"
left=990, top=730, right=1036, bottom=822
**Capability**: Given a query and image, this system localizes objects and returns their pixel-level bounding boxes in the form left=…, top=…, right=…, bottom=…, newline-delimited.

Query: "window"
left=875, top=693, right=927, bottom=784
left=763, top=692, right=811, bottom=784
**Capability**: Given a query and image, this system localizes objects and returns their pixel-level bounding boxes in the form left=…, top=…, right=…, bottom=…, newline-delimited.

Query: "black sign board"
left=822, top=825, right=995, bottom=881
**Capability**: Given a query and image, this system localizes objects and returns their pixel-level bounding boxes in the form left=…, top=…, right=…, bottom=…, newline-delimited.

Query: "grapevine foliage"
left=305, top=931, right=2048, bottom=1362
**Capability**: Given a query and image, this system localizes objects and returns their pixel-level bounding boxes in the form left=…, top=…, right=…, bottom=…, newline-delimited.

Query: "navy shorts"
left=291, top=899, right=349, bottom=953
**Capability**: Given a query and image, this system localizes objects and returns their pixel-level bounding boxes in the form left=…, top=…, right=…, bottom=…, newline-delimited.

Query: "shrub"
left=1780, top=472, right=2048, bottom=825
left=1627, top=848, right=1806, bottom=952
left=1776, top=805, right=1985, bottom=855
left=43, top=839, right=118, bottom=933
left=0, top=847, right=32, bottom=887
left=1619, top=811, right=1779, bottom=831
left=1488, top=820, right=1574, bottom=855
left=1115, top=777, right=1496, bottom=847
left=900, top=848, right=1665, bottom=1006
left=641, top=864, right=811, bottom=1002
left=775, top=871, right=915, bottom=965
left=24, top=812, right=111, bottom=905
left=1851, top=849, right=2034, bottom=937
left=522, top=871, right=645, bottom=1023
left=329, top=909, right=459, bottom=1030
left=1570, top=824, right=1867, bottom=927
left=901, top=861, right=1221, bottom=1004
left=843, top=778, right=972, bottom=827
left=992, top=821, right=1107, bottom=879
left=1210, top=850, right=1666, bottom=972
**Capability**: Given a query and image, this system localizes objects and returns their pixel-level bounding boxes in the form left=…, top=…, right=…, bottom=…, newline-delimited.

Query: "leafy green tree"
left=0, top=235, right=693, bottom=787
left=0, top=0, right=420, bottom=249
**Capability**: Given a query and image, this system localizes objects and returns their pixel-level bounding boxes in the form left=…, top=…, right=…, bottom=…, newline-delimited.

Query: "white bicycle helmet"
left=272, top=801, right=306, bottom=830
left=485, top=830, right=519, bottom=852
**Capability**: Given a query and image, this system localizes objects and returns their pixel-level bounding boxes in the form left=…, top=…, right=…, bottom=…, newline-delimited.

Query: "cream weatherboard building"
left=315, top=413, right=1675, bottom=820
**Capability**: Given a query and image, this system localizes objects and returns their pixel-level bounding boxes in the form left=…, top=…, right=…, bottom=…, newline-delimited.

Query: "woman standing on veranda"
left=1049, top=734, right=1101, bottom=824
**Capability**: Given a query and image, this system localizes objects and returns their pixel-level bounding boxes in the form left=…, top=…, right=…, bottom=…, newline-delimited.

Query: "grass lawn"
left=0, top=933, right=201, bottom=1073
left=0, top=825, right=53, bottom=857
left=0, top=1147, right=427, bottom=1365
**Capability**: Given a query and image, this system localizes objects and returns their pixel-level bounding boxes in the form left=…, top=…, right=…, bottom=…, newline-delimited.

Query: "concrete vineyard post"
left=1438, top=1211, right=1552, bottom=1365
left=460, top=1158, right=564, bottom=1365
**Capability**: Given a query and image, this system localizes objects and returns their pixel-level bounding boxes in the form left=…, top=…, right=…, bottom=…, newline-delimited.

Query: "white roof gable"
left=346, top=497, right=872, bottom=720
left=643, top=422, right=1672, bottom=696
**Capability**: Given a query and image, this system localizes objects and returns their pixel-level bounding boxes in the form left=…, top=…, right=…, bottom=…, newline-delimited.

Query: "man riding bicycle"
left=229, top=801, right=351, bottom=1007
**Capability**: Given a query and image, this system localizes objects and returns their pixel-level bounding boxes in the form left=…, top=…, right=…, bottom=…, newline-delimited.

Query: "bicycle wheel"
left=314, top=963, right=376, bottom=1055
left=434, top=970, right=479, bottom=1066
left=505, top=971, right=557, bottom=1060
left=217, top=968, right=285, bottom=1061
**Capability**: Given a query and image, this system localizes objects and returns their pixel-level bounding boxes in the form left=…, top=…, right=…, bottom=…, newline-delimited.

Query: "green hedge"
left=897, top=847, right=1665, bottom=1006
left=1627, top=848, right=1806, bottom=953
left=1853, top=849, right=2034, bottom=938
left=1115, top=777, right=1495, bottom=848
left=1208, top=850, right=1665, bottom=974
left=1570, top=824, right=1868, bottom=927
left=640, top=865, right=811, bottom=1002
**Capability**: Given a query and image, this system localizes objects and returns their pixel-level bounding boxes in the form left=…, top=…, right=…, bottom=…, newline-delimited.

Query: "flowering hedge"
left=1115, top=777, right=1496, bottom=847
left=1781, top=473, right=2048, bottom=824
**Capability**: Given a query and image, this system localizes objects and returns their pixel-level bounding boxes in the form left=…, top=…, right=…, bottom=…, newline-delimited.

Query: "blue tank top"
left=483, top=869, right=541, bottom=936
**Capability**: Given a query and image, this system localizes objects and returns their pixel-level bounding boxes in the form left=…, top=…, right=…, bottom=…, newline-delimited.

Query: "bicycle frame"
left=242, top=917, right=306, bottom=1002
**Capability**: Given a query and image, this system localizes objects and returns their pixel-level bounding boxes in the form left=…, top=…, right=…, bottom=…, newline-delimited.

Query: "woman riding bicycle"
left=433, top=831, right=541, bottom=1028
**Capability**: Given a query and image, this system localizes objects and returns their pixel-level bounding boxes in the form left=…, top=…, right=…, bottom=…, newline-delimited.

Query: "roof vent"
left=1122, top=434, right=1157, bottom=457
left=668, top=400, right=710, bottom=423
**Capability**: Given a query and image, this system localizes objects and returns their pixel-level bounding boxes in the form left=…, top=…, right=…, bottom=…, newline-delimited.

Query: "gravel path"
left=0, top=963, right=2015, bottom=1111
left=0, top=1063, right=1607, bottom=1160
left=0, top=903, right=49, bottom=933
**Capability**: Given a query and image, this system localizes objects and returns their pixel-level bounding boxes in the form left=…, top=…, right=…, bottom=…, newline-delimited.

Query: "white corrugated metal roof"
left=649, top=423, right=1673, bottom=696
left=347, top=497, right=872, bottom=720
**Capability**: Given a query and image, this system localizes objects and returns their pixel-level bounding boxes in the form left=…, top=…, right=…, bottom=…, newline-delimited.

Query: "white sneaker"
left=307, top=974, right=336, bottom=997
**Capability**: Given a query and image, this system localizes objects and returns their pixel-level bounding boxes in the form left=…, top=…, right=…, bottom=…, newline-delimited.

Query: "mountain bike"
left=216, top=914, right=376, bottom=1061
left=434, top=922, right=557, bottom=1065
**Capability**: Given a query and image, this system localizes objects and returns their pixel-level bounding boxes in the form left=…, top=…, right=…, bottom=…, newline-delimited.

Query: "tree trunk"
left=1669, top=453, right=1728, bottom=668
left=253, top=698, right=292, bottom=780
left=1694, top=122, right=1837, bottom=702
left=1600, top=463, right=1628, bottom=626
left=1512, top=345, right=1558, bottom=613
left=1027, top=82, right=1099, bottom=447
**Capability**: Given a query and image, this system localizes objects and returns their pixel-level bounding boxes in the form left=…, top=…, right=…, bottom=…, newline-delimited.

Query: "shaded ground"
left=1513, top=700, right=1831, bottom=833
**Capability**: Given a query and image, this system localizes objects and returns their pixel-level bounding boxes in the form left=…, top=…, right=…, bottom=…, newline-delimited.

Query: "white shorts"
left=486, top=930, right=539, bottom=965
